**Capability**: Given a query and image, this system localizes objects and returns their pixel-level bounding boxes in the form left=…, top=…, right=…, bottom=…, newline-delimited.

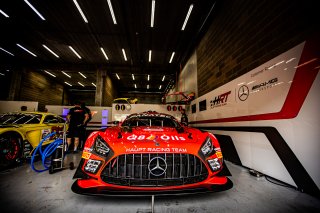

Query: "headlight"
left=84, top=159, right=102, bottom=174
left=208, top=158, right=221, bottom=172
left=201, top=136, right=215, bottom=156
left=94, top=135, right=111, bottom=156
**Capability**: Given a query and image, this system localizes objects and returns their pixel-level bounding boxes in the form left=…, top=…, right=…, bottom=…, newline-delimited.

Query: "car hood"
left=91, top=126, right=208, bottom=155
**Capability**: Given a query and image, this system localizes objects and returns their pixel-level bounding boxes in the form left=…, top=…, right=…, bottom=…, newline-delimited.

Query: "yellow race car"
left=0, top=112, right=67, bottom=168
left=112, top=97, right=138, bottom=104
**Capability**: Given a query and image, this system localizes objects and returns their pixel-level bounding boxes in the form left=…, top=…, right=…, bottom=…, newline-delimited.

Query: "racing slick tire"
left=0, top=132, right=22, bottom=168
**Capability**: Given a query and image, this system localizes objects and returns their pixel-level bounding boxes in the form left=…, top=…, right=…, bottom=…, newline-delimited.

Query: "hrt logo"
left=210, top=91, right=231, bottom=108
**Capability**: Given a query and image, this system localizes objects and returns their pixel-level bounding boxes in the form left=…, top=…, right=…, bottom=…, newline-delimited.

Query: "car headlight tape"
left=208, top=158, right=221, bottom=172
left=94, top=135, right=110, bottom=156
left=84, top=159, right=102, bottom=174
left=201, top=136, right=214, bottom=156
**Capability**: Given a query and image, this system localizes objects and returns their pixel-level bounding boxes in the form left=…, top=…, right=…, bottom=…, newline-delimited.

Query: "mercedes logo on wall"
left=238, top=85, right=249, bottom=101
left=148, top=157, right=167, bottom=176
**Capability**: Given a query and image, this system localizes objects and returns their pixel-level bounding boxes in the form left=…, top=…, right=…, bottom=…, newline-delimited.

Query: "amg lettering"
left=252, top=78, right=278, bottom=90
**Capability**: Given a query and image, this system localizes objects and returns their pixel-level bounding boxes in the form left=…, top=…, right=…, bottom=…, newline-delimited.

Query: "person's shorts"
left=67, top=125, right=82, bottom=138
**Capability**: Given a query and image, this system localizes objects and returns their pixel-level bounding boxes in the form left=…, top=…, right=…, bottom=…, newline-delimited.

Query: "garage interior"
left=1, top=0, right=320, bottom=212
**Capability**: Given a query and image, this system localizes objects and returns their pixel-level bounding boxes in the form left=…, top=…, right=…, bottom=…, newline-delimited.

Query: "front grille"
left=101, top=153, right=208, bottom=187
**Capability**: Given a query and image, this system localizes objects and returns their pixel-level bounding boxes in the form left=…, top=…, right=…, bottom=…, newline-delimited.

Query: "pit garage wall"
left=189, top=39, right=320, bottom=196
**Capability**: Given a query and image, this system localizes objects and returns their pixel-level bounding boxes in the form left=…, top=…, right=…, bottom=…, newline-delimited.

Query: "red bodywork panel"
left=72, top=111, right=232, bottom=195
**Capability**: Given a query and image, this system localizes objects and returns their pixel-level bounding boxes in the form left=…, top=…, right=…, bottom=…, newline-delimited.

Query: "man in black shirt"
left=66, top=101, right=89, bottom=153
left=180, top=109, right=188, bottom=126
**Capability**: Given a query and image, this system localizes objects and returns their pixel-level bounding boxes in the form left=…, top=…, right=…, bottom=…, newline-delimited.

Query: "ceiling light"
left=42, top=44, right=59, bottom=58
left=16, top=43, right=37, bottom=57
left=132, top=74, right=135, bottom=80
left=181, top=4, right=193, bottom=31
left=65, top=82, right=72, bottom=86
left=44, top=70, right=56, bottom=77
left=169, top=52, right=175, bottom=63
left=116, top=73, right=120, bottom=80
left=0, top=73, right=5, bottom=76
left=151, top=0, right=155, bottom=27
left=148, top=50, right=152, bottom=62
left=159, top=85, right=162, bottom=90
left=0, top=9, right=9, bottom=18
left=78, top=82, right=85, bottom=87
left=147, top=85, right=149, bottom=89
left=61, top=71, right=71, bottom=78
left=78, top=72, right=87, bottom=78
left=0, top=47, right=14, bottom=56
left=91, top=82, right=96, bottom=87
left=73, top=0, right=88, bottom=23
left=69, top=46, right=82, bottom=59
left=122, top=48, right=127, bottom=61
left=147, top=74, right=150, bottom=81
left=100, top=47, right=109, bottom=60
left=107, top=0, right=117, bottom=24
left=162, top=75, right=165, bottom=81
left=134, top=84, right=137, bottom=88
left=24, top=0, right=45, bottom=20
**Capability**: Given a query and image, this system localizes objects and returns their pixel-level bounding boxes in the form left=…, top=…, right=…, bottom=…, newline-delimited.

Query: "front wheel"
left=0, top=132, right=22, bottom=168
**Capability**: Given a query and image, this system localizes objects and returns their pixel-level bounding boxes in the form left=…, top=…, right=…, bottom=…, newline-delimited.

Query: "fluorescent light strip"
left=0, top=9, right=9, bottom=18
left=61, top=71, right=71, bottom=78
left=132, top=74, right=135, bottom=80
left=107, top=0, right=117, bottom=24
left=91, top=82, right=96, bottom=87
left=100, top=47, right=109, bottom=60
left=162, top=75, right=165, bottom=81
left=16, top=43, right=37, bottom=57
left=42, top=44, right=59, bottom=58
left=73, top=0, right=88, bottom=23
left=181, top=4, right=193, bottom=30
left=116, top=73, right=120, bottom=80
left=69, top=46, right=82, bottom=59
left=151, top=0, right=155, bottom=27
left=148, top=50, right=152, bottom=62
left=122, top=48, right=127, bottom=61
left=134, top=84, right=137, bottom=88
left=78, top=82, right=85, bottom=87
left=169, top=52, right=175, bottom=63
left=78, top=72, right=87, bottom=78
left=24, top=0, right=45, bottom=20
left=159, top=85, right=162, bottom=90
left=65, top=82, right=72, bottom=86
left=0, top=47, right=14, bottom=56
left=44, top=70, right=56, bottom=77
left=147, top=74, right=150, bottom=81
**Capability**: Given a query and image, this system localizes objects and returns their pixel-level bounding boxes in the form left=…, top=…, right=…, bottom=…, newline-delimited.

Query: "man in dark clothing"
left=66, top=101, right=89, bottom=153
left=180, top=109, right=188, bottom=126
left=79, top=102, right=92, bottom=149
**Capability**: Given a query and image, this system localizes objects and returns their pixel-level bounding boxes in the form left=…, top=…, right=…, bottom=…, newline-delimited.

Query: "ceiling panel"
left=0, top=0, right=219, bottom=94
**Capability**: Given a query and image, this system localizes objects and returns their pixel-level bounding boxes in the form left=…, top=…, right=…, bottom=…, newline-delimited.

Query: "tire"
left=0, top=132, right=22, bottom=168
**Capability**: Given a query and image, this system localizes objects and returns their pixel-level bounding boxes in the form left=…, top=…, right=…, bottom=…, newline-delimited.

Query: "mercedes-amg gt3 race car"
left=72, top=111, right=232, bottom=195
left=0, top=112, right=66, bottom=168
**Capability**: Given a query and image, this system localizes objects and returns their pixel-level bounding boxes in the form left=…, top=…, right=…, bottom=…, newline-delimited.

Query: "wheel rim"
left=0, top=135, right=21, bottom=163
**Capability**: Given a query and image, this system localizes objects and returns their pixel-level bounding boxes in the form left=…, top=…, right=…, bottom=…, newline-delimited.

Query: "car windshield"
left=0, top=113, right=42, bottom=124
left=122, top=115, right=180, bottom=128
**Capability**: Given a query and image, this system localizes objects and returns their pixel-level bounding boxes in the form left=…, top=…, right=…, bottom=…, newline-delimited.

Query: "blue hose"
left=30, top=132, right=64, bottom=172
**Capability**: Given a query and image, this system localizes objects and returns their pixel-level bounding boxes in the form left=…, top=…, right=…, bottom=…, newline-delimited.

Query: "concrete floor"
left=0, top=153, right=319, bottom=213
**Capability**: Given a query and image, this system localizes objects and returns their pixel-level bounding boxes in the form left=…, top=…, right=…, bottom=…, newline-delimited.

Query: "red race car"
left=72, top=111, right=232, bottom=195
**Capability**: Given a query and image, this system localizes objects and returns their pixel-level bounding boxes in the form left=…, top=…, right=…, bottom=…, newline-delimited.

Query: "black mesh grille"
left=100, top=153, right=208, bottom=187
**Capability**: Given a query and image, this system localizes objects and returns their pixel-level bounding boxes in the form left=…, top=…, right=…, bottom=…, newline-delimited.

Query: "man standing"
left=66, top=101, right=89, bottom=153
left=180, top=109, right=188, bottom=126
